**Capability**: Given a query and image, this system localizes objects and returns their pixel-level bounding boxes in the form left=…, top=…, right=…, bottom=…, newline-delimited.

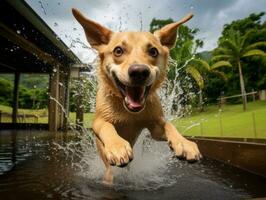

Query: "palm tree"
left=212, top=29, right=266, bottom=111
left=169, top=39, right=231, bottom=112
left=185, top=59, right=231, bottom=111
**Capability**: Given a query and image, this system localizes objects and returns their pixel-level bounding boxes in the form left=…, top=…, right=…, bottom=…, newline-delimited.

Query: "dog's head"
left=72, top=9, right=193, bottom=113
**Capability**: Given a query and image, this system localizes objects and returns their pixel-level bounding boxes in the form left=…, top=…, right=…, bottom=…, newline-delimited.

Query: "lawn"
left=0, top=105, right=48, bottom=123
left=173, top=101, right=266, bottom=139
left=0, top=104, right=94, bottom=126
left=1, top=101, right=265, bottom=139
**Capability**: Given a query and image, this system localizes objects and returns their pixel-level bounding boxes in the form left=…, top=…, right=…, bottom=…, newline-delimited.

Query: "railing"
left=217, top=91, right=257, bottom=107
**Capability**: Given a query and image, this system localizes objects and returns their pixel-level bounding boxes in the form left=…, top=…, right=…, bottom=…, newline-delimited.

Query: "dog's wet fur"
left=72, top=8, right=202, bottom=184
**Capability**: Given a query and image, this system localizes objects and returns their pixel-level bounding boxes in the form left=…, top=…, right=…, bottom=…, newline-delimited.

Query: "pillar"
left=12, top=72, right=20, bottom=123
left=48, top=66, right=59, bottom=131
left=62, top=68, right=70, bottom=131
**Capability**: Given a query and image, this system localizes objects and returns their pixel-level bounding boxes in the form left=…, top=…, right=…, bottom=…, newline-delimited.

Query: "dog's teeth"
left=125, top=96, right=129, bottom=104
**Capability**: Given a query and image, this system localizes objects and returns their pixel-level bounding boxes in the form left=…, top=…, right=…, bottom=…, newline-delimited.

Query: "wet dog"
left=72, top=8, right=201, bottom=184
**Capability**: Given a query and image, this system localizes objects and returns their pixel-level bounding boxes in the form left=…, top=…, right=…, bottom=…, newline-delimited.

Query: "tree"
left=150, top=18, right=174, bottom=33
left=213, top=28, right=266, bottom=111
left=185, top=58, right=231, bottom=111
left=0, top=77, right=13, bottom=106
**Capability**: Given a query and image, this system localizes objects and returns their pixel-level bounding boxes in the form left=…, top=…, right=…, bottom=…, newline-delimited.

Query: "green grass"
left=1, top=101, right=266, bottom=139
left=0, top=105, right=48, bottom=123
left=173, top=101, right=266, bottom=139
left=0, top=104, right=94, bottom=125
left=69, top=112, right=94, bottom=128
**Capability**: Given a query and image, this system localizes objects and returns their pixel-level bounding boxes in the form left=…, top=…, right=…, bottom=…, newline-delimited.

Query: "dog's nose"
left=128, top=64, right=150, bottom=83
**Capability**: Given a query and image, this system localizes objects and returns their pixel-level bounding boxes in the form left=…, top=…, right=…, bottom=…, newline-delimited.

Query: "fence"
left=217, top=91, right=257, bottom=108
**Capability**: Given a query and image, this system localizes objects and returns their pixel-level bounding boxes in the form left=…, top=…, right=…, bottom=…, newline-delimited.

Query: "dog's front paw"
left=104, top=138, right=133, bottom=167
left=169, top=139, right=202, bottom=162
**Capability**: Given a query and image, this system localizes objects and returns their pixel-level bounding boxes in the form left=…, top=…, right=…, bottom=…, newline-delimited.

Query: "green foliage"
left=18, top=86, right=48, bottom=109
left=149, top=18, right=174, bottom=33
left=149, top=17, right=227, bottom=110
left=213, top=12, right=266, bottom=106
left=0, top=77, right=13, bottom=106
left=221, top=12, right=265, bottom=39
left=0, top=74, right=48, bottom=109
left=19, top=74, right=49, bottom=88
left=185, top=66, right=204, bottom=89
left=69, top=73, right=97, bottom=113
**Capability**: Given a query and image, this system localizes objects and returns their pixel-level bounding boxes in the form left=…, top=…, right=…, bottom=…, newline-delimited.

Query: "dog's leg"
left=149, top=120, right=202, bottom=161
left=96, top=138, right=113, bottom=185
left=92, top=118, right=133, bottom=167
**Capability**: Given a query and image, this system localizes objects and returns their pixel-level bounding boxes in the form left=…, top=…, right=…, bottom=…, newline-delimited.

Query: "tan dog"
left=72, top=8, right=201, bottom=184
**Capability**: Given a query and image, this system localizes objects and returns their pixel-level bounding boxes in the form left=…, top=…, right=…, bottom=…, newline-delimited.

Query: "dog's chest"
left=113, top=121, right=146, bottom=145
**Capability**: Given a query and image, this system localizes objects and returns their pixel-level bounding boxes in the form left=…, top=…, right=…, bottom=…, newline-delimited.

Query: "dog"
left=72, top=8, right=201, bottom=184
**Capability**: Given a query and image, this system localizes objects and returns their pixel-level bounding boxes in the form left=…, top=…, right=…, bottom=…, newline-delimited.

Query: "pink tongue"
left=126, top=86, right=144, bottom=108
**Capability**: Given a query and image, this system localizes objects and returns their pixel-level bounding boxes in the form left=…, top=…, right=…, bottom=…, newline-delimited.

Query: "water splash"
left=53, top=130, right=184, bottom=190
left=38, top=1, right=47, bottom=15
left=51, top=50, right=201, bottom=190
left=159, top=56, right=195, bottom=120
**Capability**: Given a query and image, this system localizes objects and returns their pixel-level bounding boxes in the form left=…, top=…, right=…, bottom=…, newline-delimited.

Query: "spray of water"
left=45, top=16, right=206, bottom=189
left=49, top=50, right=202, bottom=190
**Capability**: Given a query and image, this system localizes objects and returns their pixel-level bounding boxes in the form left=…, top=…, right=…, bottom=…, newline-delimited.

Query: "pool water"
left=0, top=130, right=266, bottom=200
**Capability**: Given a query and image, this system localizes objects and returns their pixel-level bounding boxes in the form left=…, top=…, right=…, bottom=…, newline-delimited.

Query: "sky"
left=25, top=0, right=266, bottom=63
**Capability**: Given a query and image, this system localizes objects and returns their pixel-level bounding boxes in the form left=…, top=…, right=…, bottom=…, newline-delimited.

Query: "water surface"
left=0, top=130, right=266, bottom=200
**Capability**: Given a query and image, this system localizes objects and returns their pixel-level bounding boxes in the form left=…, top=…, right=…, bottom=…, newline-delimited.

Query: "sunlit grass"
left=1, top=101, right=265, bottom=139
left=68, top=112, right=94, bottom=128
left=173, top=101, right=266, bottom=139
left=0, top=105, right=48, bottom=123
left=0, top=104, right=94, bottom=125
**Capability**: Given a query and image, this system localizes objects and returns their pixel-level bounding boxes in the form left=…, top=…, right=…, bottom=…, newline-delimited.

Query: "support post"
left=76, top=73, right=84, bottom=128
left=219, top=113, right=223, bottom=137
left=252, top=89, right=256, bottom=102
left=63, top=68, right=70, bottom=132
left=48, top=66, right=59, bottom=132
left=58, top=69, right=65, bottom=129
left=252, top=112, right=257, bottom=138
left=12, top=72, right=20, bottom=123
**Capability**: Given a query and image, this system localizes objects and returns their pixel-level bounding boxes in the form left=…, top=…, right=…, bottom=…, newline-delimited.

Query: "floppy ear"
left=72, top=8, right=113, bottom=49
left=154, top=14, right=193, bottom=49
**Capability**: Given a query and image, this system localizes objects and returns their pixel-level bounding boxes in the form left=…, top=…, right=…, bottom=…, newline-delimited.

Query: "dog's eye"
left=113, top=46, right=124, bottom=57
left=148, top=47, right=159, bottom=57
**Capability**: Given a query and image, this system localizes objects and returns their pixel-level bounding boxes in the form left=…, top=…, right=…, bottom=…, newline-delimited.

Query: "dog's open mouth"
left=112, top=73, right=151, bottom=113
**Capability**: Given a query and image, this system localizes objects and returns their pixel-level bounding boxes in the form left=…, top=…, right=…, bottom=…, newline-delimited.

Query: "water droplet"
left=54, top=22, right=58, bottom=27
left=73, top=27, right=77, bottom=31
left=38, top=1, right=47, bottom=15
left=53, top=68, right=57, bottom=72
left=17, top=30, right=21, bottom=34
left=190, top=5, right=194, bottom=10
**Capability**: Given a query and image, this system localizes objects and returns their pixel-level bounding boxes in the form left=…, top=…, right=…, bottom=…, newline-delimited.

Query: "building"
left=0, top=0, right=82, bottom=131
